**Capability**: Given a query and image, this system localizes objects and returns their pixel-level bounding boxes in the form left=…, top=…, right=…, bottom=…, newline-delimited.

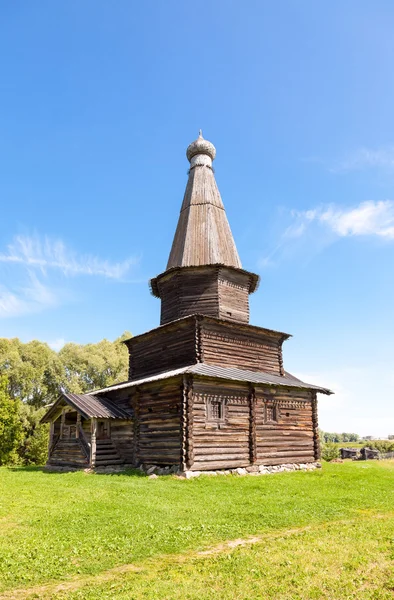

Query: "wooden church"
left=42, top=132, right=331, bottom=471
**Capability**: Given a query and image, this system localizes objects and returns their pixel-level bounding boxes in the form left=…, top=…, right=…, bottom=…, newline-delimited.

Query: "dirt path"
left=1, top=511, right=391, bottom=600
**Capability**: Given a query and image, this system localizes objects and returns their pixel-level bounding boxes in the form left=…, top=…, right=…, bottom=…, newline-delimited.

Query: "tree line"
left=0, top=333, right=130, bottom=466
left=319, top=431, right=360, bottom=443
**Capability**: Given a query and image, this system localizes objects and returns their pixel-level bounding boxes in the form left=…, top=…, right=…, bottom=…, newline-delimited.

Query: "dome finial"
left=186, top=131, right=216, bottom=163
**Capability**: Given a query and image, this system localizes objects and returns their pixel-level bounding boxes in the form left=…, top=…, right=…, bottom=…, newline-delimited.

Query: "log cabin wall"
left=126, top=318, right=197, bottom=380
left=217, top=268, right=251, bottom=323
left=81, top=418, right=91, bottom=442
left=135, top=379, right=182, bottom=466
left=191, top=379, right=251, bottom=471
left=158, top=268, right=220, bottom=325
left=110, top=420, right=134, bottom=463
left=199, top=319, right=285, bottom=375
left=190, top=378, right=316, bottom=471
left=255, top=388, right=315, bottom=465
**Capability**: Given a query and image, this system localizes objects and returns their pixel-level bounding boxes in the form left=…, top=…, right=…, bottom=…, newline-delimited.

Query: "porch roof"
left=41, top=392, right=133, bottom=423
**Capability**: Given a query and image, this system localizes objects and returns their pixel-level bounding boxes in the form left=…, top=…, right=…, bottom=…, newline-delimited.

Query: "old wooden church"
left=42, top=132, right=331, bottom=471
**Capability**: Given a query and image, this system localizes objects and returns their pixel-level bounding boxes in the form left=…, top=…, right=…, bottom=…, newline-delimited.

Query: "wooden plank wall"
left=191, top=379, right=251, bottom=470
left=127, top=318, right=197, bottom=379
left=200, top=320, right=284, bottom=375
left=135, top=380, right=182, bottom=465
left=255, top=388, right=315, bottom=465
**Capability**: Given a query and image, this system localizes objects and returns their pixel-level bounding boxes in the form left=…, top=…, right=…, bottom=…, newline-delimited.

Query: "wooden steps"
left=95, top=439, right=124, bottom=466
left=48, top=439, right=89, bottom=468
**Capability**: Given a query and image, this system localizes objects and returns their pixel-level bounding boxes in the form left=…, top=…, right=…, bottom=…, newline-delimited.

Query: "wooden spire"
left=166, top=132, right=242, bottom=270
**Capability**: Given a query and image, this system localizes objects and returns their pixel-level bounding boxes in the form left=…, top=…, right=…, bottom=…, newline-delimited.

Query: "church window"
left=265, top=402, right=279, bottom=424
left=207, top=398, right=225, bottom=423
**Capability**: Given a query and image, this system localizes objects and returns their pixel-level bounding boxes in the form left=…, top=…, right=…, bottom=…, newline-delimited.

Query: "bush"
left=363, top=440, right=394, bottom=453
left=321, top=441, right=340, bottom=462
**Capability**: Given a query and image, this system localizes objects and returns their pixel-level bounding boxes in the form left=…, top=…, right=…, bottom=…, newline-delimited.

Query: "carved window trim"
left=264, top=400, right=279, bottom=424
left=206, top=397, right=226, bottom=424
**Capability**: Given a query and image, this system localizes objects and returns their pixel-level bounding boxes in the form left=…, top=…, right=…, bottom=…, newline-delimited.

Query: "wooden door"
left=97, top=421, right=110, bottom=440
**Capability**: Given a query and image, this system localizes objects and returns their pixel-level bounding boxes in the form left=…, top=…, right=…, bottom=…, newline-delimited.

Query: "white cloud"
left=0, top=234, right=138, bottom=279
left=290, top=200, right=394, bottom=240
left=259, top=200, right=394, bottom=269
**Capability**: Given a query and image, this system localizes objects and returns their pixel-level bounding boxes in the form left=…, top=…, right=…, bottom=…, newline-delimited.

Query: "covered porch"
left=41, top=392, right=133, bottom=468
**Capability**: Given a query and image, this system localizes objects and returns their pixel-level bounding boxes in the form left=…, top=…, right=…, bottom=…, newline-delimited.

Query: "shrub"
left=363, top=440, right=394, bottom=453
left=321, top=441, right=340, bottom=462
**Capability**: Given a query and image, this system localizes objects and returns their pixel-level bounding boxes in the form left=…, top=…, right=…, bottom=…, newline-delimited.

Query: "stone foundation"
left=45, top=462, right=322, bottom=476
left=142, top=462, right=322, bottom=478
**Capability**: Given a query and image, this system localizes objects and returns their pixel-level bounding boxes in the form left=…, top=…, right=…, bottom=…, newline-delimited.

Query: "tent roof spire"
left=166, top=132, right=242, bottom=269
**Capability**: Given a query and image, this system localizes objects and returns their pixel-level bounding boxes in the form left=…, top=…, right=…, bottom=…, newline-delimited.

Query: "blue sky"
left=1, top=1, right=393, bottom=436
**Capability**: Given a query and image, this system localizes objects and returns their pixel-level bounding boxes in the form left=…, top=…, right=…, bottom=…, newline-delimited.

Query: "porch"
left=41, top=392, right=133, bottom=469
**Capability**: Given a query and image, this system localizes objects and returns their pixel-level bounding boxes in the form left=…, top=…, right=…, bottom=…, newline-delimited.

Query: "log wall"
left=190, top=379, right=316, bottom=470
left=157, top=267, right=252, bottom=326
left=255, top=388, right=315, bottom=465
left=110, top=420, right=134, bottom=463
left=159, top=269, right=219, bottom=325
left=135, top=380, right=182, bottom=465
left=127, top=318, right=197, bottom=379
left=200, top=320, right=284, bottom=375
left=191, top=379, right=251, bottom=470
left=217, top=268, right=250, bottom=323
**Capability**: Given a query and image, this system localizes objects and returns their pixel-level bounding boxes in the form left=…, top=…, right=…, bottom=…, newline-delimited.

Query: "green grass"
left=0, top=462, right=393, bottom=599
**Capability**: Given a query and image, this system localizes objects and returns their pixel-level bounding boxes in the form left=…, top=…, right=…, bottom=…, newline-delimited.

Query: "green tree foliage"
left=58, top=332, right=131, bottom=393
left=320, top=441, right=340, bottom=462
left=0, top=375, right=24, bottom=465
left=0, top=332, right=131, bottom=465
left=363, top=440, right=394, bottom=453
left=18, top=404, right=49, bottom=465
left=0, top=338, right=63, bottom=407
left=319, top=430, right=360, bottom=443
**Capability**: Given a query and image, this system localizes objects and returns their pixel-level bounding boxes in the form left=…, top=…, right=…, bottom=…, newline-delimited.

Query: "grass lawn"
left=0, top=461, right=393, bottom=599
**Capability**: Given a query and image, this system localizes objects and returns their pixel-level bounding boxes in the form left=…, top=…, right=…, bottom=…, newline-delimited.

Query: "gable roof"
left=40, top=392, right=132, bottom=423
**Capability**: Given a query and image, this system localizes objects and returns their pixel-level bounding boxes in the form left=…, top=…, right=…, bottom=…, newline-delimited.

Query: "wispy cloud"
left=0, top=234, right=138, bottom=279
left=331, top=146, right=394, bottom=173
left=0, top=233, right=140, bottom=318
left=259, top=200, right=394, bottom=268
left=288, top=200, right=394, bottom=239
left=0, top=273, right=57, bottom=318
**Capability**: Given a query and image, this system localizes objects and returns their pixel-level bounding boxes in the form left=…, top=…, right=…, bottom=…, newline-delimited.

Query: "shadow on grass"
left=6, top=465, right=146, bottom=477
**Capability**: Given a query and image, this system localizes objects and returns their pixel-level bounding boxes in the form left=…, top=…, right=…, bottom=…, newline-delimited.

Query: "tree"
left=59, top=332, right=131, bottom=393
left=0, top=332, right=131, bottom=465
left=0, top=375, right=24, bottom=465
left=0, top=338, right=63, bottom=407
left=18, top=404, right=49, bottom=465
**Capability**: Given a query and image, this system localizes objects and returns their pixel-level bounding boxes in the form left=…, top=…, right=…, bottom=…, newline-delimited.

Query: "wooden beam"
left=249, top=384, right=257, bottom=464
left=90, top=418, right=97, bottom=467
left=311, top=392, right=320, bottom=460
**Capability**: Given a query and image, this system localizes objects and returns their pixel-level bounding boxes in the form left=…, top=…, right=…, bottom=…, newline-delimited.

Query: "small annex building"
left=42, top=132, right=332, bottom=471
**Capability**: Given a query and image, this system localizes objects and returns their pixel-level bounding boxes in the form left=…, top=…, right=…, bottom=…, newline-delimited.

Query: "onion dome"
left=186, top=130, right=216, bottom=163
